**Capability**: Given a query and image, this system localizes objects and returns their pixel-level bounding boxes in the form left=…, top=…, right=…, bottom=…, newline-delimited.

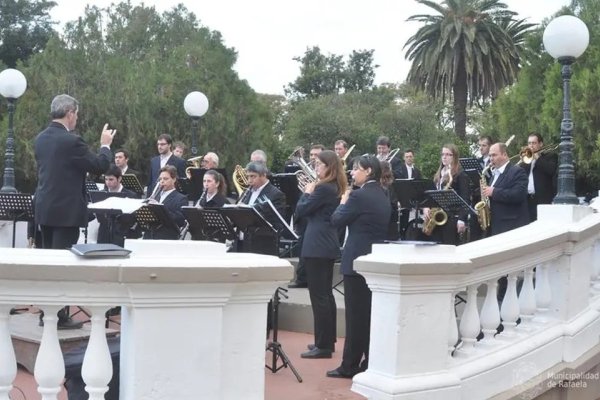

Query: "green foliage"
left=404, top=0, right=534, bottom=139
left=0, top=0, right=56, bottom=67
left=482, top=0, right=600, bottom=195
left=6, top=2, right=275, bottom=191
left=286, top=47, right=378, bottom=99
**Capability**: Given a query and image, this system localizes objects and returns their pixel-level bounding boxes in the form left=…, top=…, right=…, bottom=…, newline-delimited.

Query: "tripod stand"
left=265, top=287, right=302, bottom=382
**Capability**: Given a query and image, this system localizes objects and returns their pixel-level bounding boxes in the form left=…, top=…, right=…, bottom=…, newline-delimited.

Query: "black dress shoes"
left=288, top=281, right=308, bottom=289
left=39, top=317, right=84, bottom=330
left=326, top=367, right=356, bottom=379
left=301, top=347, right=332, bottom=359
left=307, top=343, right=335, bottom=353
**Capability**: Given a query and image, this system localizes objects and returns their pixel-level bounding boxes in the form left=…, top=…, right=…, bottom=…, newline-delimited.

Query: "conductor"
left=34, top=94, right=115, bottom=328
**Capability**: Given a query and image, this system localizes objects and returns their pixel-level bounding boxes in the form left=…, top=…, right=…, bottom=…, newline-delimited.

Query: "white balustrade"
left=0, top=240, right=292, bottom=400
left=519, top=267, right=536, bottom=324
left=499, top=273, right=520, bottom=335
left=534, top=263, right=552, bottom=319
left=458, top=285, right=480, bottom=353
left=448, top=293, right=459, bottom=356
left=480, top=279, right=500, bottom=341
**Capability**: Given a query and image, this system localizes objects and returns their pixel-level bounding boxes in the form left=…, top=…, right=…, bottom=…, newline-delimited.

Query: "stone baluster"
left=480, top=279, right=500, bottom=342
left=448, top=292, right=459, bottom=356
left=499, top=273, right=520, bottom=335
left=458, top=284, right=480, bottom=353
left=0, top=306, right=17, bottom=400
left=82, top=307, right=113, bottom=400
left=519, top=268, right=536, bottom=325
left=592, top=241, right=600, bottom=294
left=34, top=306, right=65, bottom=400
left=535, top=263, right=552, bottom=321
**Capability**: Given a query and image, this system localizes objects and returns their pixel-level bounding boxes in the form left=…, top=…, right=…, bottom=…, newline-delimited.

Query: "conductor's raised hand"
left=100, top=123, right=116, bottom=146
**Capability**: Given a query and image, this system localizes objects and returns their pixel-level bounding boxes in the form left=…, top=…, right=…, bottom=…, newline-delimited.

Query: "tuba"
left=422, top=166, right=453, bottom=236
left=185, top=155, right=204, bottom=179
left=232, top=165, right=249, bottom=195
left=289, top=147, right=318, bottom=192
left=474, top=163, right=492, bottom=231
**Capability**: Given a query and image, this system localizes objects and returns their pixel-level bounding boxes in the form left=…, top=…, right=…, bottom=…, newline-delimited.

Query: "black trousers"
left=305, top=257, right=336, bottom=350
left=341, top=274, right=371, bottom=374
left=40, top=225, right=80, bottom=249
left=527, top=195, right=538, bottom=222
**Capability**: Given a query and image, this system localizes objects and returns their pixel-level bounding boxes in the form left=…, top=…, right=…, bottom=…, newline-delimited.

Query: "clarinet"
left=196, top=189, right=208, bottom=208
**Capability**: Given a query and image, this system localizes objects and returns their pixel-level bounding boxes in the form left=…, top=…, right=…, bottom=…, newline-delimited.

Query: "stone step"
left=9, top=313, right=119, bottom=373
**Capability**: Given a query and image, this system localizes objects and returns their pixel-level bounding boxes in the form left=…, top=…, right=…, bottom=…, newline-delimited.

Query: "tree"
left=0, top=0, right=57, bottom=67
left=404, top=0, right=534, bottom=139
left=286, top=47, right=378, bottom=99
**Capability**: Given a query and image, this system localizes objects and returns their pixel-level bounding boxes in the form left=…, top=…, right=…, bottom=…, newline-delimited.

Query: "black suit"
left=143, top=190, right=188, bottom=240
left=295, top=182, right=341, bottom=351
left=243, top=182, right=287, bottom=231
left=398, top=164, right=422, bottom=180
left=331, top=181, right=390, bottom=375
left=147, top=154, right=186, bottom=196
left=520, top=152, right=558, bottom=221
left=96, top=187, right=140, bottom=247
left=489, top=162, right=529, bottom=235
left=197, top=192, right=227, bottom=208
left=34, top=122, right=112, bottom=249
left=388, top=156, right=403, bottom=179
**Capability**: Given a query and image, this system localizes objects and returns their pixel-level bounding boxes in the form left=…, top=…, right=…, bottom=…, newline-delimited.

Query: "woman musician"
left=196, top=169, right=227, bottom=208
left=296, top=150, right=347, bottom=359
left=423, top=144, right=471, bottom=245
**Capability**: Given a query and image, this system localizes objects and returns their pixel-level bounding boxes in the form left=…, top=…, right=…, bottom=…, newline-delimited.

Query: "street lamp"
left=543, top=15, right=589, bottom=204
left=0, top=68, right=27, bottom=193
left=183, top=91, right=209, bottom=156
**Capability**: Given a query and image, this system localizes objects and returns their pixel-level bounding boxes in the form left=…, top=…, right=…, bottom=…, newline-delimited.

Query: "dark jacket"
left=34, top=122, right=112, bottom=227
left=519, top=152, right=558, bottom=205
left=295, top=182, right=341, bottom=259
left=331, top=181, right=390, bottom=275
left=490, top=162, right=529, bottom=235
left=244, top=182, right=287, bottom=232
left=398, top=164, right=422, bottom=180
left=147, top=154, right=186, bottom=196
left=199, top=192, right=227, bottom=208
left=143, top=190, right=188, bottom=240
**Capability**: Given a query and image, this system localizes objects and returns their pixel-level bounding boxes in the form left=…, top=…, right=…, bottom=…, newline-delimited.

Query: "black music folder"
left=70, top=243, right=131, bottom=258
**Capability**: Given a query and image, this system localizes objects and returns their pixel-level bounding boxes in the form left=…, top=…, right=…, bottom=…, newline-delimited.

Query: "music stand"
left=271, top=173, right=300, bottom=223
left=85, top=180, right=100, bottom=193
left=88, top=191, right=135, bottom=245
left=219, top=206, right=279, bottom=255
left=0, top=193, right=34, bottom=248
left=392, top=179, right=435, bottom=236
left=459, top=157, right=483, bottom=174
left=181, top=206, right=236, bottom=242
left=121, top=174, right=144, bottom=196
left=135, top=204, right=180, bottom=240
left=424, top=189, right=476, bottom=221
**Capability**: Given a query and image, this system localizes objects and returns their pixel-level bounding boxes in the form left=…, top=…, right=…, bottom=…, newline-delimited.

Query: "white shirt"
left=160, top=152, right=172, bottom=168
left=405, top=164, right=413, bottom=179
left=248, top=181, right=270, bottom=205
left=491, top=161, right=509, bottom=187
left=527, top=159, right=536, bottom=194
left=159, top=188, right=176, bottom=204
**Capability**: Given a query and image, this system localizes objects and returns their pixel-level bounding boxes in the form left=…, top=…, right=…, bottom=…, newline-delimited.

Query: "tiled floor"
left=12, top=330, right=365, bottom=400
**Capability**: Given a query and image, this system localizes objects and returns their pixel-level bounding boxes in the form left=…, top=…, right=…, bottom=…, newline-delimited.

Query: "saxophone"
left=422, top=167, right=453, bottom=236
left=474, top=164, right=492, bottom=231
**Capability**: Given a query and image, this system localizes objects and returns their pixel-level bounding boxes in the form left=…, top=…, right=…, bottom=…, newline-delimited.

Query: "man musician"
left=239, top=162, right=286, bottom=227
left=114, top=149, right=139, bottom=177
left=375, top=136, right=402, bottom=178
left=95, top=165, right=140, bottom=246
left=519, top=133, right=558, bottom=222
left=147, top=134, right=186, bottom=197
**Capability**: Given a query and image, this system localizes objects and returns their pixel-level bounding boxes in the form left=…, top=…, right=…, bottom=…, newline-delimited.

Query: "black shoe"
left=39, top=318, right=84, bottom=330
left=326, top=367, right=355, bottom=379
left=301, top=347, right=332, bottom=359
left=288, top=281, right=308, bottom=289
left=307, top=343, right=335, bottom=353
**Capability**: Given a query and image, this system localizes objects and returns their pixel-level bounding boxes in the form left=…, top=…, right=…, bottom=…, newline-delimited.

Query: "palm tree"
left=404, top=0, right=534, bottom=139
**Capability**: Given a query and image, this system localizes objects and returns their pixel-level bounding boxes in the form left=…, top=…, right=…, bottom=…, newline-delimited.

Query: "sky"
left=49, top=0, right=572, bottom=95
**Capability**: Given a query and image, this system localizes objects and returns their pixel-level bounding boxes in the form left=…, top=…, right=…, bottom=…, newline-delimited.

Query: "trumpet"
left=185, top=155, right=204, bottom=179
left=516, top=144, right=558, bottom=165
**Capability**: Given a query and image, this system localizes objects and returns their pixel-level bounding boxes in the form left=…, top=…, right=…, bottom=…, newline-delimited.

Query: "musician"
left=96, top=165, right=140, bottom=246
left=423, top=144, right=471, bottom=245
left=173, top=141, right=186, bottom=158
left=201, top=152, right=219, bottom=169
left=114, top=149, right=139, bottom=176
left=196, top=169, right=227, bottom=208
left=250, top=149, right=267, bottom=164
left=296, top=150, right=347, bottom=359
left=380, top=161, right=400, bottom=240
left=240, top=161, right=286, bottom=229
left=375, top=136, right=402, bottom=178
left=519, top=133, right=558, bottom=221
left=334, top=140, right=349, bottom=159
left=147, top=134, right=186, bottom=197
left=478, top=136, right=493, bottom=171
left=327, top=155, right=390, bottom=378
left=483, top=143, right=529, bottom=235
left=144, top=165, right=188, bottom=240
left=309, top=144, right=324, bottom=165
left=399, top=149, right=422, bottom=180
left=34, top=93, right=115, bottom=329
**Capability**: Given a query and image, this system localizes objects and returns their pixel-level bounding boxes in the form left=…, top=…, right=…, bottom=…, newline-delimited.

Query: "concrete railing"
left=353, top=205, right=600, bottom=400
left=0, top=240, right=293, bottom=400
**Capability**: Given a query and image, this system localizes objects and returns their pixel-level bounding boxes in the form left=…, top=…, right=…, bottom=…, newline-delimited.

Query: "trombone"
left=515, top=144, right=558, bottom=165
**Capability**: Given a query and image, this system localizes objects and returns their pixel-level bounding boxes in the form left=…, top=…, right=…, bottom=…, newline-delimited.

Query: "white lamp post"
left=0, top=69, right=27, bottom=193
left=543, top=15, right=589, bottom=204
left=183, top=91, right=209, bottom=156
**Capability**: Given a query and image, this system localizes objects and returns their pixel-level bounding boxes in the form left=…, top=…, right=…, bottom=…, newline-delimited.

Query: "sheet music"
left=88, top=197, right=145, bottom=214
left=255, top=198, right=299, bottom=240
